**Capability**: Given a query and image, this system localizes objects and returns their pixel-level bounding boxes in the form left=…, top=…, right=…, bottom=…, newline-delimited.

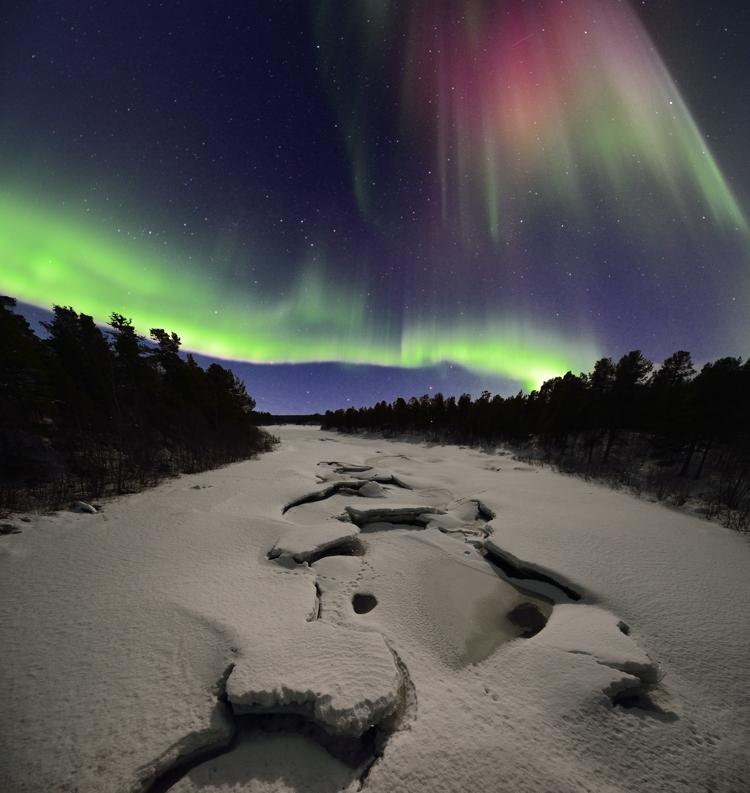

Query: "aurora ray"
left=314, top=0, right=747, bottom=241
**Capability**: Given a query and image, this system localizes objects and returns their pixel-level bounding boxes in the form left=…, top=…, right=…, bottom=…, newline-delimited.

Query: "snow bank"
left=358, top=481, right=385, bottom=498
left=269, top=523, right=360, bottom=563
left=226, top=621, right=401, bottom=736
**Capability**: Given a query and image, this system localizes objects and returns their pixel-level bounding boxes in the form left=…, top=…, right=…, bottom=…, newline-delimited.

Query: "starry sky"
left=1, top=1, right=748, bottom=413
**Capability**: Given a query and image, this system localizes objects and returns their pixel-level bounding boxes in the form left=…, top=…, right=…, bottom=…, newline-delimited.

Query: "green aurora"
left=0, top=192, right=598, bottom=391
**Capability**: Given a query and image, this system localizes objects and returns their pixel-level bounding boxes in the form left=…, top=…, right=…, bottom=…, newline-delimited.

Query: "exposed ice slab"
left=319, top=461, right=374, bottom=473
left=345, top=504, right=445, bottom=527
left=226, top=622, right=401, bottom=737
left=270, top=524, right=361, bottom=564
left=318, top=462, right=414, bottom=490
left=484, top=535, right=582, bottom=601
left=282, top=481, right=363, bottom=513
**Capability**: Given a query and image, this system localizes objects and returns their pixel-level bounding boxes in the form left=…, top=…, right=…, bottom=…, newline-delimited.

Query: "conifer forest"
left=323, top=350, right=750, bottom=531
left=0, top=297, right=276, bottom=514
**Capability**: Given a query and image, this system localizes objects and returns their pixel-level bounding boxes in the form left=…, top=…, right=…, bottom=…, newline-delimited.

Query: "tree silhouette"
left=0, top=298, right=274, bottom=514
left=320, top=347, right=750, bottom=531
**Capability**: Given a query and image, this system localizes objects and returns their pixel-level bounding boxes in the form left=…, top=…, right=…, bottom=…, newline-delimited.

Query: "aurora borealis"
left=0, top=192, right=593, bottom=391
left=1, top=1, right=748, bottom=411
left=316, top=0, right=745, bottom=237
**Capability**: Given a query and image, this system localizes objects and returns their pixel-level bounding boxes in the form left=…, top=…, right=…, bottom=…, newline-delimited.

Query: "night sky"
left=1, top=1, right=748, bottom=413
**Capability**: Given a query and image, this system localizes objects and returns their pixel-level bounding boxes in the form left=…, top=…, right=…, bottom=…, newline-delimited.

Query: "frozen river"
left=1, top=426, right=748, bottom=792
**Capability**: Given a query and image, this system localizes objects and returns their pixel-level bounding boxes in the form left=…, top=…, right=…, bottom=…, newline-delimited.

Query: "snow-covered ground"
left=1, top=426, right=748, bottom=792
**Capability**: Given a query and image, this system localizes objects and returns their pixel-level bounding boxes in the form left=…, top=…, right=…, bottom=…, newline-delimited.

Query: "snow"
left=357, top=481, right=385, bottom=498
left=269, top=523, right=360, bottom=563
left=227, top=620, right=401, bottom=735
left=1, top=426, right=749, bottom=792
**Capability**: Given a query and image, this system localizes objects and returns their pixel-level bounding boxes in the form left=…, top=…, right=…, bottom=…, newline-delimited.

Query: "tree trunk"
left=693, top=437, right=712, bottom=480
left=602, top=427, right=616, bottom=464
left=679, top=436, right=698, bottom=477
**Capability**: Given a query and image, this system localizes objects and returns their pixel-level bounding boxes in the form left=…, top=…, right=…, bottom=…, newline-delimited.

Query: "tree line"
left=0, top=297, right=276, bottom=514
left=322, top=350, right=750, bottom=531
